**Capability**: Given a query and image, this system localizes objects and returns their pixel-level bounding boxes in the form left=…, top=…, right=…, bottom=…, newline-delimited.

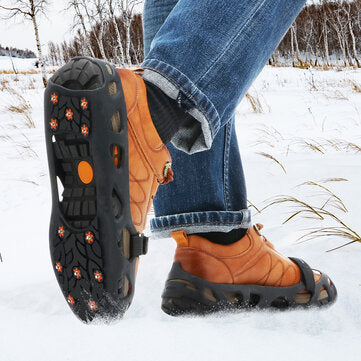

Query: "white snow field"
left=0, top=56, right=39, bottom=72
left=1, top=57, right=361, bottom=360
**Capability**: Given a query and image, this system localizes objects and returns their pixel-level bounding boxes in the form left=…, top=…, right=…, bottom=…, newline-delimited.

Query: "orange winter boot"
left=45, top=57, right=172, bottom=322
left=162, top=224, right=337, bottom=315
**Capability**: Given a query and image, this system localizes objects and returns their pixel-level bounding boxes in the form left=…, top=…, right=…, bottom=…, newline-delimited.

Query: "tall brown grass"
left=2, top=83, right=35, bottom=128
left=257, top=152, right=287, bottom=173
left=245, top=92, right=263, bottom=113
left=262, top=182, right=359, bottom=252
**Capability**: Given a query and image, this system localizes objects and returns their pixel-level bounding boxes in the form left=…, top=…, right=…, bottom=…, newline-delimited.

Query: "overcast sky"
left=0, top=1, right=75, bottom=52
left=1, top=0, right=144, bottom=53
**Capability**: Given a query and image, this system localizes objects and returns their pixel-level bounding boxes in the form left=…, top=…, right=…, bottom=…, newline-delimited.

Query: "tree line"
left=2, top=0, right=361, bottom=88
left=48, top=0, right=143, bottom=67
left=50, top=0, right=361, bottom=68
left=0, top=45, right=36, bottom=58
left=275, top=0, right=361, bottom=67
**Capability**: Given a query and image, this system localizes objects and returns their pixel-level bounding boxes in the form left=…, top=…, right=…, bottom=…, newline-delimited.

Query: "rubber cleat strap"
left=289, top=257, right=316, bottom=295
left=130, top=234, right=149, bottom=257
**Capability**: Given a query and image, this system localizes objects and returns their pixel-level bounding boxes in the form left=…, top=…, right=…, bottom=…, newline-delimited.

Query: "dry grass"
left=0, top=78, right=9, bottom=90
left=256, top=152, right=286, bottom=173
left=350, top=80, right=361, bottom=93
left=291, top=137, right=361, bottom=154
left=321, top=177, right=348, bottom=183
left=247, top=199, right=261, bottom=214
left=262, top=182, right=360, bottom=252
left=323, top=139, right=344, bottom=152
left=245, top=92, right=263, bottom=113
left=299, top=226, right=361, bottom=252
left=297, top=138, right=326, bottom=153
left=2, top=83, right=35, bottom=128
left=325, top=139, right=361, bottom=153
left=307, top=70, right=318, bottom=91
left=294, top=63, right=311, bottom=69
left=15, top=133, right=39, bottom=158
left=0, top=69, right=39, bottom=75
left=7, top=99, right=34, bottom=128
left=268, top=63, right=358, bottom=70
left=345, top=142, right=361, bottom=153
left=253, top=125, right=284, bottom=148
left=325, top=89, right=349, bottom=100
left=28, top=79, right=36, bottom=90
left=16, top=179, right=39, bottom=186
left=297, top=181, right=347, bottom=212
left=0, top=134, right=12, bottom=141
left=0, top=128, right=38, bottom=159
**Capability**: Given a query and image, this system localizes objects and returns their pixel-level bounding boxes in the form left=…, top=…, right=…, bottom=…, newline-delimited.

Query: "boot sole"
left=44, top=57, right=138, bottom=322
left=162, top=262, right=337, bottom=316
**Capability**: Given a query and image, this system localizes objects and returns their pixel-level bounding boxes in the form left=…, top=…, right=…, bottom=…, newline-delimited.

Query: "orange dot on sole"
left=78, top=161, right=94, bottom=184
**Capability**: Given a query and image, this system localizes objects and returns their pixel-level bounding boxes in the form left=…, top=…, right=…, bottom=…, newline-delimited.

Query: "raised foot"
left=45, top=57, right=146, bottom=322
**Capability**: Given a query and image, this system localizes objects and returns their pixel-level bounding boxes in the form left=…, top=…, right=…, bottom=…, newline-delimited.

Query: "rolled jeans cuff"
left=142, top=58, right=220, bottom=154
left=150, top=209, right=252, bottom=238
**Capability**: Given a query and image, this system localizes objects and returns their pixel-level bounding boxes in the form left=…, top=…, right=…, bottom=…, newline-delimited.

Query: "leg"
left=144, top=0, right=250, bottom=238
left=142, top=0, right=337, bottom=313
left=143, top=0, right=179, bottom=57
left=151, top=119, right=250, bottom=237
left=142, top=0, right=307, bottom=153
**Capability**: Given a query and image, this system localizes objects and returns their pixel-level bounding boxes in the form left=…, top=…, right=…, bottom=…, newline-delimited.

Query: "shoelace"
left=255, top=223, right=275, bottom=250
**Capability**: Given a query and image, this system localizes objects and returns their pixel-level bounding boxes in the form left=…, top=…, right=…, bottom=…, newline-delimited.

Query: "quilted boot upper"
left=116, top=69, right=173, bottom=233
left=171, top=224, right=321, bottom=287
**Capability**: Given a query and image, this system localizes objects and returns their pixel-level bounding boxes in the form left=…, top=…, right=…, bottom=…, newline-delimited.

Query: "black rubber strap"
left=289, top=257, right=316, bottom=294
left=130, top=234, right=149, bottom=257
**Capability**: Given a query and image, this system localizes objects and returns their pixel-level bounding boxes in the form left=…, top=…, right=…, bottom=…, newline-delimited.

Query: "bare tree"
left=321, top=1, right=330, bottom=66
left=107, top=0, right=126, bottom=66
left=291, top=24, right=304, bottom=66
left=61, top=41, right=71, bottom=63
left=68, top=0, right=96, bottom=58
left=328, top=2, right=349, bottom=66
left=290, top=24, right=295, bottom=66
left=274, top=0, right=361, bottom=67
left=302, top=7, right=318, bottom=66
left=0, top=0, right=48, bottom=86
left=90, top=0, right=108, bottom=60
left=129, top=13, right=143, bottom=64
left=48, top=41, right=59, bottom=65
left=117, top=0, right=142, bottom=65
left=67, top=0, right=108, bottom=60
left=64, top=0, right=142, bottom=65
left=8, top=47, right=19, bottom=73
left=344, top=1, right=360, bottom=67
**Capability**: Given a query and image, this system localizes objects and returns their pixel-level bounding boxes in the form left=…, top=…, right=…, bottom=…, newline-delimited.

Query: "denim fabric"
left=151, top=118, right=251, bottom=237
left=143, top=0, right=305, bottom=237
left=142, top=0, right=306, bottom=154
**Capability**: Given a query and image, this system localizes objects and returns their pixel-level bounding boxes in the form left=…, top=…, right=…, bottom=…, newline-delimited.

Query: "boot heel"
left=161, top=262, right=231, bottom=316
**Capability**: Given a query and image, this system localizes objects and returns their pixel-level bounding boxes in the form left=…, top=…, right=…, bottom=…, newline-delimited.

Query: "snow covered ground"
left=1, top=59, right=361, bottom=360
left=0, top=56, right=38, bottom=72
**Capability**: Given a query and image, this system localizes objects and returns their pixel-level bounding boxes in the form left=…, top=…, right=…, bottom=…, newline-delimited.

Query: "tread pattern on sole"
left=49, top=89, right=105, bottom=320
left=161, top=262, right=337, bottom=317
left=45, top=57, right=137, bottom=322
left=51, top=102, right=96, bottom=229
left=53, top=219, right=105, bottom=315
left=51, top=58, right=104, bottom=90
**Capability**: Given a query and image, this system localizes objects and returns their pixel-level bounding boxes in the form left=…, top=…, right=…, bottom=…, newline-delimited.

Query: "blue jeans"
left=142, top=0, right=306, bottom=238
